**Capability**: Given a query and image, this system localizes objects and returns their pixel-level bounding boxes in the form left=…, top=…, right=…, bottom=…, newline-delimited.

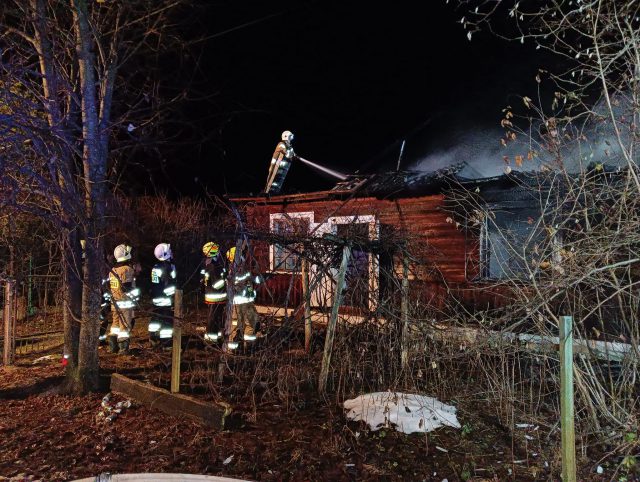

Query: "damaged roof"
left=229, top=164, right=466, bottom=203
left=229, top=162, right=625, bottom=205
left=330, top=163, right=464, bottom=198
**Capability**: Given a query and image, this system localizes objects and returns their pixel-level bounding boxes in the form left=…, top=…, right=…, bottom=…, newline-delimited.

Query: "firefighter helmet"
left=154, top=243, right=172, bottom=261
left=226, top=247, right=236, bottom=262
left=202, top=241, right=219, bottom=257
left=281, top=130, right=294, bottom=142
left=114, top=244, right=132, bottom=262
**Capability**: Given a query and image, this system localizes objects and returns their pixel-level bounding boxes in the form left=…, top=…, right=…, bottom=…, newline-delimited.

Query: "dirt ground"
left=0, top=333, right=621, bottom=482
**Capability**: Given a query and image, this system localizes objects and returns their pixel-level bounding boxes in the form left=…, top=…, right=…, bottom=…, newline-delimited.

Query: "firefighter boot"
left=108, top=335, right=119, bottom=354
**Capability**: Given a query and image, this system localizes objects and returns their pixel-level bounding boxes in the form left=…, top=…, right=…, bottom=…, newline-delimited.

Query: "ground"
left=0, top=327, right=623, bottom=481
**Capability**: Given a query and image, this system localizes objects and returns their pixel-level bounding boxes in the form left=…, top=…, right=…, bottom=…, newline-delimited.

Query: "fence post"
left=400, top=252, right=410, bottom=369
left=301, top=257, right=312, bottom=353
left=27, top=256, right=34, bottom=316
left=171, top=289, right=183, bottom=393
left=318, top=245, right=351, bottom=394
left=3, top=280, right=16, bottom=366
left=559, top=315, right=577, bottom=482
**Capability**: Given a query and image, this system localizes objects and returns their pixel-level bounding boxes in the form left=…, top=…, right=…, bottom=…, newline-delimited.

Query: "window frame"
left=324, top=215, right=380, bottom=311
left=269, top=212, right=314, bottom=273
left=478, top=206, right=550, bottom=281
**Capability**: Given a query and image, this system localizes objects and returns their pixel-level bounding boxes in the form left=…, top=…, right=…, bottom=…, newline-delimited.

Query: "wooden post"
left=171, top=289, right=183, bottom=393
left=318, top=245, right=351, bottom=394
left=559, top=315, right=577, bottom=482
left=400, top=252, right=410, bottom=369
left=3, top=280, right=15, bottom=366
left=302, top=257, right=312, bottom=353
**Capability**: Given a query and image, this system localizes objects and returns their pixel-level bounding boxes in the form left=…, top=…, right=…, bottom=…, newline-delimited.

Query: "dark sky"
left=155, top=0, right=547, bottom=196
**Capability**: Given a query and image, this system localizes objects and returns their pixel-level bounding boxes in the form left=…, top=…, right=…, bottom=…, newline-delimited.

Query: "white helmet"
left=154, top=243, right=172, bottom=261
left=114, top=244, right=132, bottom=262
left=281, top=130, right=294, bottom=142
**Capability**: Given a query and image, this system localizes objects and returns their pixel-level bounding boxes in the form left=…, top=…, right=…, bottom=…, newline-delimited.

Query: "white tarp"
left=343, top=392, right=461, bottom=434
left=72, top=475, right=250, bottom=482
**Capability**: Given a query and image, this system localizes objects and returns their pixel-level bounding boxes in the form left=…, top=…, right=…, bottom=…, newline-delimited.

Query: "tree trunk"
left=72, top=0, right=109, bottom=393
left=76, top=236, right=102, bottom=393
left=63, top=229, right=82, bottom=371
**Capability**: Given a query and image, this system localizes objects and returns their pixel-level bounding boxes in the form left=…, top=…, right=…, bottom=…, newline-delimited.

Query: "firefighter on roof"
left=264, top=130, right=296, bottom=194
left=149, top=243, right=177, bottom=346
left=227, top=246, right=262, bottom=347
left=108, top=243, right=140, bottom=354
left=201, top=241, right=227, bottom=343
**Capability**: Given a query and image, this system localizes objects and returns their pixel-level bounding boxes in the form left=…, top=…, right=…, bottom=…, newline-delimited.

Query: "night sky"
left=152, top=1, right=548, bottom=197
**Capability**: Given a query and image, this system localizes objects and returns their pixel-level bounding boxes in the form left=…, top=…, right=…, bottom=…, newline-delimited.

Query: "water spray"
left=297, top=156, right=347, bottom=180
left=396, top=139, right=406, bottom=171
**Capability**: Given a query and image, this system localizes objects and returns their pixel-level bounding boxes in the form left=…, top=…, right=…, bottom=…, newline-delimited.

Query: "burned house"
left=229, top=168, right=545, bottom=316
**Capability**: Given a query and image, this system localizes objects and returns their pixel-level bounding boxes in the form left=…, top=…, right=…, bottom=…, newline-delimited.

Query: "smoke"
left=412, top=128, right=544, bottom=178
left=411, top=95, right=637, bottom=179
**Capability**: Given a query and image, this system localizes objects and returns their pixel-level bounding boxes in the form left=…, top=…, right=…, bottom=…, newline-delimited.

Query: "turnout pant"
left=205, top=302, right=226, bottom=341
left=150, top=306, right=174, bottom=340
left=235, top=302, right=259, bottom=340
left=111, top=305, right=134, bottom=341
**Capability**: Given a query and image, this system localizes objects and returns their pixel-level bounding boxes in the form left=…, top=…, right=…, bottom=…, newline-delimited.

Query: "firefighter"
left=264, top=130, right=296, bottom=194
left=149, top=243, right=177, bottom=346
left=227, top=246, right=262, bottom=346
left=108, top=243, right=140, bottom=354
left=201, top=241, right=227, bottom=343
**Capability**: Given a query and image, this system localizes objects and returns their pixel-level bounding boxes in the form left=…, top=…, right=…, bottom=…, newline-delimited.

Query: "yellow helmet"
left=202, top=242, right=219, bottom=257
left=226, top=247, right=236, bottom=262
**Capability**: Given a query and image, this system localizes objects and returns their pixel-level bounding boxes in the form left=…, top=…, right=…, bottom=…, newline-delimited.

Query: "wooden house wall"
left=240, top=194, right=505, bottom=311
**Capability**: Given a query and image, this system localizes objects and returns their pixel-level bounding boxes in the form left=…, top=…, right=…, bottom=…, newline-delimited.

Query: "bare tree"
left=449, top=0, right=640, bottom=452
left=0, top=0, right=194, bottom=392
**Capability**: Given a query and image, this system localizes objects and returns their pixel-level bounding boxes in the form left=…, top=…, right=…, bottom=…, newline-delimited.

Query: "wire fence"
left=1, top=274, right=64, bottom=361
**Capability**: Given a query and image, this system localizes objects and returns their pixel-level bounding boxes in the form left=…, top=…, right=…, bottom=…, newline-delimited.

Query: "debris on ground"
left=96, top=393, right=133, bottom=423
left=31, top=355, right=58, bottom=365
left=0, top=343, right=612, bottom=481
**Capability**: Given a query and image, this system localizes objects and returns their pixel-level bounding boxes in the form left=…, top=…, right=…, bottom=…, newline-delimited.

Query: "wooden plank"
left=111, top=373, right=232, bottom=429
left=559, top=315, right=577, bottom=482
left=429, top=324, right=631, bottom=362
left=171, top=290, right=183, bottom=393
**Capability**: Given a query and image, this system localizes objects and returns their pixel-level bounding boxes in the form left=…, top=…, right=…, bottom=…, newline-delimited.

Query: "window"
left=480, top=208, right=545, bottom=280
left=270, top=212, right=313, bottom=272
